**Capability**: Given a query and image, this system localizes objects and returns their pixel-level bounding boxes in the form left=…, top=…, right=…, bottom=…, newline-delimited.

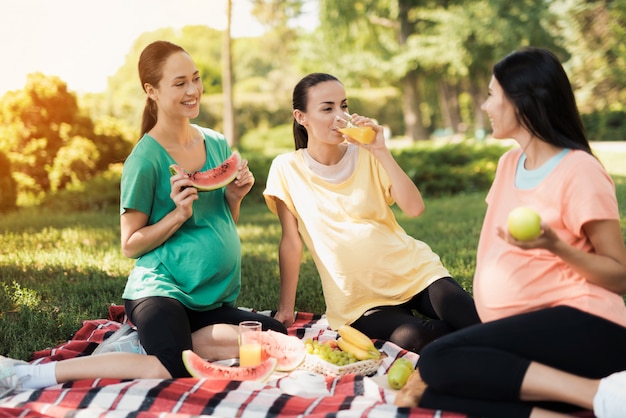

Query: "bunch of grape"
left=304, top=338, right=360, bottom=366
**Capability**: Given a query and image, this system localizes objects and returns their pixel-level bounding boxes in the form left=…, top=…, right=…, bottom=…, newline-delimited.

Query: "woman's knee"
left=261, top=315, right=288, bottom=334
left=389, top=320, right=452, bottom=353
left=416, top=337, right=457, bottom=387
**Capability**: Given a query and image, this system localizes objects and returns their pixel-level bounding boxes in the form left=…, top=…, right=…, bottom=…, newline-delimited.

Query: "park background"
left=1, top=0, right=625, bottom=360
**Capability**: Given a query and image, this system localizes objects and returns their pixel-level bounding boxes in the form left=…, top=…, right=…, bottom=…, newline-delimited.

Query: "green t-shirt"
left=120, top=125, right=241, bottom=311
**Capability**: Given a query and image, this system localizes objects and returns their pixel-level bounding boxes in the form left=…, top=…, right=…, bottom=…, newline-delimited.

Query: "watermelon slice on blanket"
left=182, top=349, right=276, bottom=382
left=257, top=330, right=306, bottom=371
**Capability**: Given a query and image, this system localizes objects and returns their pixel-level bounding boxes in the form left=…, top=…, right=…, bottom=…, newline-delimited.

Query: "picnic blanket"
left=0, top=305, right=467, bottom=418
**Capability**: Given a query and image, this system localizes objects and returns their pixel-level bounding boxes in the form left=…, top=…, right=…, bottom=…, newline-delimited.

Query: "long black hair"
left=291, top=73, right=341, bottom=150
left=493, top=47, right=592, bottom=154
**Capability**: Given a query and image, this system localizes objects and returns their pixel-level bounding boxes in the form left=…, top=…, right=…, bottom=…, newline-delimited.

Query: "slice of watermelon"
left=257, top=330, right=306, bottom=372
left=169, top=151, right=241, bottom=192
left=182, top=349, right=276, bottom=382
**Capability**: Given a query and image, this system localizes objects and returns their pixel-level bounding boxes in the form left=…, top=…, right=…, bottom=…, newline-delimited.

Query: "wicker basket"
left=299, top=353, right=382, bottom=377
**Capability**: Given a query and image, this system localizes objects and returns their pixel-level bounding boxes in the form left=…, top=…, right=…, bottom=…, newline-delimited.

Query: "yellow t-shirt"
left=474, top=148, right=626, bottom=327
left=264, top=147, right=449, bottom=329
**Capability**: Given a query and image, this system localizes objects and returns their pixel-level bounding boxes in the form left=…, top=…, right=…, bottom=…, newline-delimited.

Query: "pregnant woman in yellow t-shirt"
left=264, top=72, right=480, bottom=354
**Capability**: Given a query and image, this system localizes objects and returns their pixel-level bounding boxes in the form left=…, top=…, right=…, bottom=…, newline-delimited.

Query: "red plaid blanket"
left=0, top=306, right=466, bottom=418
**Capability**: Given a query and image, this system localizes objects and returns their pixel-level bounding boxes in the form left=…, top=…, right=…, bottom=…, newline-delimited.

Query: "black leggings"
left=124, top=297, right=287, bottom=378
left=418, top=306, right=626, bottom=418
left=350, top=277, right=480, bottom=353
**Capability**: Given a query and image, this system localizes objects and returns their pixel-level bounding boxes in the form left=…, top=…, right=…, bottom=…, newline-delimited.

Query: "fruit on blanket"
left=305, top=338, right=359, bottom=366
left=507, top=207, right=542, bottom=241
left=169, top=151, right=241, bottom=191
left=387, top=358, right=414, bottom=390
left=337, top=325, right=380, bottom=359
left=391, top=358, right=414, bottom=372
left=257, top=330, right=306, bottom=372
left=182, top=349, right=276, bottom=382
left=321, top=340, right=338, bottom=350
left=336, top=337, right=380, bottom=361
left=338, top=127, right=376, bottom=144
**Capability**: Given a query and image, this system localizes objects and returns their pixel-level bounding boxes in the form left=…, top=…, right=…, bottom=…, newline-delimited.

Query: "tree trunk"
left=222, top=0, right=236, bottom=147
left=468, top=71, right=487, bottom=140
left=438, top=80, right=462, bottom=134
left=402, top=70, right=429, bottom=141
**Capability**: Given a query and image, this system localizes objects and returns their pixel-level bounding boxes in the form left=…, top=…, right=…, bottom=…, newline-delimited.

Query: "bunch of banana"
left=336, top=325, right=381, bottom=361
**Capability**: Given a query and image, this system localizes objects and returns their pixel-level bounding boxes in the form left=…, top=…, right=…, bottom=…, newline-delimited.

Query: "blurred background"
left=1, top=0, right=625, bottom=210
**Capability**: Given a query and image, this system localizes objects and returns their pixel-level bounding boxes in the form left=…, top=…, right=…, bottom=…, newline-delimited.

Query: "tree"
left=245, top=0, right=307, bottom=96
left=223, top=0, right=236, bottom=146
left=0, top=73, right=82, bottom=193
left=557, top=0, right=626, bottom=112
left=0, top=73, right=132, bottom=198
left=48, top=136, right=100, bottom=192
left=0, top=151, right=17, bottom=212
left=313, top=0, right=565, bottom=141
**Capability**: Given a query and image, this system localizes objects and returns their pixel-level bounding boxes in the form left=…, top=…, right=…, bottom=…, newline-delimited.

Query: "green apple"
left=507, top=207, right=542, bottom=241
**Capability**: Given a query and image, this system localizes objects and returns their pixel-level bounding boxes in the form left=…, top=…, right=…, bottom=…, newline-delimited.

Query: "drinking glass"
left=332, top=112, right=354, bottom=130
left=238, top=320, right=262, bottom=367
left=332, top=112, right=376, bottom=144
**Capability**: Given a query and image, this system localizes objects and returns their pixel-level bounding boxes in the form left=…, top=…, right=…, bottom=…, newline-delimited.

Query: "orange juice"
left=338, top=127, right=376, bottom=144
left=239, top=343, right=262, bottom=367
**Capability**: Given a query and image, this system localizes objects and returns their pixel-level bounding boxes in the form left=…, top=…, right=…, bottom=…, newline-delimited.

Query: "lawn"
left=1, top=143, right=625, bottom=360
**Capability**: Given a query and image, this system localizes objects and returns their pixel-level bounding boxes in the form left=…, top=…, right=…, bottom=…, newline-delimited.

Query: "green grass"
left=1, top=150, right=625, bottom=361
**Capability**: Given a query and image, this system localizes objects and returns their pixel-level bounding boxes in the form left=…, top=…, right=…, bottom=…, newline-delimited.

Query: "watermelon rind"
left=182, top=349, right=276, bottom=382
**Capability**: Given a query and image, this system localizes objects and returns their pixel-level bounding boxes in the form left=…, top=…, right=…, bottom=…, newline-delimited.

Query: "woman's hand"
left=170, top=172, right=198, bottom=221
left=225, top=159, right=254, bottom=202
left=225, top=158, right=254, bottom=222
left=343, top=113, right=387, bottom=150
left=274, top=309, right=295, bottom=328
left=496, top=222, right=559, bottom=250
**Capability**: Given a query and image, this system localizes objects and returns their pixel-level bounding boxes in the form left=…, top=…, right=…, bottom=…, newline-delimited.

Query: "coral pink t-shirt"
left=473, top=148, right=626, bottom=327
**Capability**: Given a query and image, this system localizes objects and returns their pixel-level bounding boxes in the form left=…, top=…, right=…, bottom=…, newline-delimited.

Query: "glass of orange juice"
left=333, top=112, right=376, bottom=144
left=238, top=320, right=262, bottom=367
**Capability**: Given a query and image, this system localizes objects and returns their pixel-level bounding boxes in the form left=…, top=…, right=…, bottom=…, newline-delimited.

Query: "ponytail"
left=293, top=120, right=308, bottom=150
left=141, top=98, right=158, bottom=137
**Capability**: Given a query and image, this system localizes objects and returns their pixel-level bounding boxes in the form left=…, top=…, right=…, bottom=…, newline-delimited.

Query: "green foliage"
left=346, top=87, right=405, bottom=136
left=0, top=150, right=17, bottom=212
left=241, top=124, right=294, bottom=155
left=561, top=0, right=626, bottom=111
left=49, top=136, right=101, bottom=191
left=41, top=164, right=123, bottom=212
left=0, top=74, right=81, bottom=193
left=394, top=142, right=510, bottom=197
left=91, top=116, right=135, bottom=168
left=0, top=74, right=133, bottom=202
left=582, top=108, right=626, bottom=141
left=314, top=0, right=568, bottom=140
